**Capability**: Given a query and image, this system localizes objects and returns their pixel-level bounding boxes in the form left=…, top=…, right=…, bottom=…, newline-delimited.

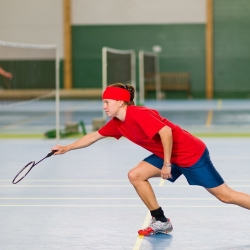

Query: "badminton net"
left=139, top=50, right=161, bottom=104
left=0, top=40, right=60, bottom=139
left=102, top=47, right=136, bottom=118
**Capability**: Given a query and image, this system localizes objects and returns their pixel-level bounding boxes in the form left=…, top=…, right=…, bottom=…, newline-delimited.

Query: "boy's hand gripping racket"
left=12, top=150, right=57, bottom=184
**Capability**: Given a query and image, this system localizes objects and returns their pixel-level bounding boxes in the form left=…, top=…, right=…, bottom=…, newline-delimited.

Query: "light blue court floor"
left=0, top=137, right=250, bottom=249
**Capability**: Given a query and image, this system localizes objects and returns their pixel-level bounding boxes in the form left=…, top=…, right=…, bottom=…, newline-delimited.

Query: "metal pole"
left=55, top=46, right=60, bottom=140
left=139, top=50, right=144, bottom=105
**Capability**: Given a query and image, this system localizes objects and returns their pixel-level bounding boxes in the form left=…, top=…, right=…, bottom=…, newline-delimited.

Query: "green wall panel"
left=0, top=60, right=55, bottom=89
left=72, top=24, right=205, bottom=97
left=214, top=0, right=250, bottom=97
left=59, top=60, right=64, bottom=89
left=0, top=60, right=64, bottom=90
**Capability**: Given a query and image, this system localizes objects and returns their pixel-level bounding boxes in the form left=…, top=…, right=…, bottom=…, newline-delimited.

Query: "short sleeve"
left=98, top=119, right=122, bottom=140
left=133, top=109, right=168, bottom=139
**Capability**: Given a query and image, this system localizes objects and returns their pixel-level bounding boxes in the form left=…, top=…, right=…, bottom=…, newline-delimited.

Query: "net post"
left=102, top=47, right=107, bottom=119
left=139, top=50, right=145, bottom=105
left=155, top=53, right=161, bottom=101
left=139, top=51, right=161, bottom=102
left=102, top=47, right=136, bottom=115
left=131, top=50, right=137, bottom=105
left=0, top=40, right=59, bottom=138
left=55, top=45, right=60, bottom=140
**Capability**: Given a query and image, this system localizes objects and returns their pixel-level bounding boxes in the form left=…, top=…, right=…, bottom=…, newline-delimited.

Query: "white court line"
left=2, top=185, right=250, bottom=188
left=1, top=179, right=250, bottom=182
left=132, top=175, right=250, bottom=249
left=158, top=179, right=165, bottom=186
left=133, top=178, right=167, bottom=250
left=0, top=205, right=237, bottom=207
left=213, top=156, right=250, bottom=159
left=0, top=179, right=132, bottom=182
left=0, top=197, right=217, bottom=200
left=1, top=185, right=138, bottom=187
left=206, top=110, right=213, bottom=127
left=133, top=211, right=151, bottom=250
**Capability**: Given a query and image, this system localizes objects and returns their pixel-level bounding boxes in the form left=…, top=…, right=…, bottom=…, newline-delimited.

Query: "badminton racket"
left=12, top=150, right=57, bottom=184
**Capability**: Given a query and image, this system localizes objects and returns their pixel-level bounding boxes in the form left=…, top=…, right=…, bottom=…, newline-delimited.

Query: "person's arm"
left=0, top=67, right=13, bottom=79
left=51, top=131, right=106, bottom=155
left=158, top=126, right=173, bottom=179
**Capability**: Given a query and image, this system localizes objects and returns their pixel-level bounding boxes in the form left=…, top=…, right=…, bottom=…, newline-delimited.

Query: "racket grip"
left=47, top=150, right=57, bottom=157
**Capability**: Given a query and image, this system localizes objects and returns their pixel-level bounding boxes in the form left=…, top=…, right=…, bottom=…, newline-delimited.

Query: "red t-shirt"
left=98, top=106, right=206, bottom=167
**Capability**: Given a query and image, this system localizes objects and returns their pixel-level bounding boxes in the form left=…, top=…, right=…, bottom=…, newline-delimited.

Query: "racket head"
left=12, top=161, right=35, bottom=184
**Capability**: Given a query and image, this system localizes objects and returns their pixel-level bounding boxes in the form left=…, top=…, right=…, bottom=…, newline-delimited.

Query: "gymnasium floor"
left=0, top=99, right=250, bottom=249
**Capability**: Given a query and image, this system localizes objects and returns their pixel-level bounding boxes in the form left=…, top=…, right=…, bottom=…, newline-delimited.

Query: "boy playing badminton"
left=52, top=83, right=250, bottom=236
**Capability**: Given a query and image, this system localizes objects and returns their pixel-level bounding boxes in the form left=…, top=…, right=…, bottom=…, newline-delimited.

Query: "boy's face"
left=103, top=99, right=121, bottom=117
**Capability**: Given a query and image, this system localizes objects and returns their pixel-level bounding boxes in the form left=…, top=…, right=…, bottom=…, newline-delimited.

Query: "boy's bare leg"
left=128, top=161, right=162, bottom=210
left=206, top=183, right=250, bottom=209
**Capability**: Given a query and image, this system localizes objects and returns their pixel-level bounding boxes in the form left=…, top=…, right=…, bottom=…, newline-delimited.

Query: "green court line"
left=0, top=134, right=45, bottom=139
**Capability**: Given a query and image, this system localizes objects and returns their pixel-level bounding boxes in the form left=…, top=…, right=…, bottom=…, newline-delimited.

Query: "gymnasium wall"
left=0, top=0, right=250, bottom=98
left=0, top=0, right=63, bottom=58
left=72, top=24, right=205, bottom=97
left=0, top=0, right=63, bottom=89
left=72, top=0, right=206, bottom=97
left=213, top=0, right=250, bottom=98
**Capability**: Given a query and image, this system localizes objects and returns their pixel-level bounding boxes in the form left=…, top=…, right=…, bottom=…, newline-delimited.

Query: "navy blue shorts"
left=143, top=148, right=224, bottom=188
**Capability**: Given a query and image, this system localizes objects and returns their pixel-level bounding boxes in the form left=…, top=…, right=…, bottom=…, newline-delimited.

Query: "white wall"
left=72, top=0, right=206, bottom=25
left=0, top=0, right=63, bottom=58
left=0, top=0, right=206, bottom=59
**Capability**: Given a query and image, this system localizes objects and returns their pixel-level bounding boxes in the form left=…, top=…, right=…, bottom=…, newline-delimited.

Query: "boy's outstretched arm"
left=51, top=131, right=105, bottom=155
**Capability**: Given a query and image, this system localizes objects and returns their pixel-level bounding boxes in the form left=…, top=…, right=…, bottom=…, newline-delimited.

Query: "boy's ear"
left=118, top=100, right=124, bottom=107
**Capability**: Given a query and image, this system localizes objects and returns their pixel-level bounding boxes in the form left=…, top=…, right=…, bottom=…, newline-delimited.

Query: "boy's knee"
left=214, top=191, right=234, bottom=204
left=128, top=169, right=141, bottom=183
left=217, top=194, right=231, bottom=204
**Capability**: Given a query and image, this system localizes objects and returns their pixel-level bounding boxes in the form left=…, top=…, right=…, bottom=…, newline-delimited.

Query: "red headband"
left=102, top=86, right=130, bottom=102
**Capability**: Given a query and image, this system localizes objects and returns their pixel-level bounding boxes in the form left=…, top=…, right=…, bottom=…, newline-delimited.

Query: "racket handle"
left=46, top=150, right=57, bottom=157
